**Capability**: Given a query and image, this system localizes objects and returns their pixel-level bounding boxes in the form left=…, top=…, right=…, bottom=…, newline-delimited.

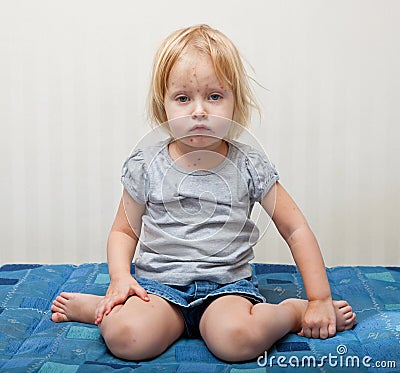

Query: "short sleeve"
left=121, top=149, right=148, bottom=204
left=245, top=149, right=279, bottom=202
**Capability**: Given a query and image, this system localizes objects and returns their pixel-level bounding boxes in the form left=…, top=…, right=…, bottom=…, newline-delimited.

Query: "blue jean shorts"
left=136, top=273, right=266, bottom=338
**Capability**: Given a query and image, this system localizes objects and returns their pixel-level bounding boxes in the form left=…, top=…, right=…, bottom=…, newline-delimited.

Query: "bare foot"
left=281, top=299, right=357, bottom=335
left=332, top=300, right=357, bottom=332
left=51, top=292, right=103, bottom=324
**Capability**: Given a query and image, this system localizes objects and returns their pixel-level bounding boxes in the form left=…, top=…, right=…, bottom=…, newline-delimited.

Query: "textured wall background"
left=1, top=0, right=399, bottom=265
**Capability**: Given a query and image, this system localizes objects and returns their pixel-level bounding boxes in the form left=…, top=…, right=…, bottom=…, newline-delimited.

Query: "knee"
left=203, top=320, right=265, bottom=362
left=100, top=318, right=163, bottom=361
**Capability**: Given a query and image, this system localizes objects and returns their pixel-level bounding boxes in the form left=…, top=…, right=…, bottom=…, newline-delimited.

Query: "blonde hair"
left=147, top=24, right=260, bottom=136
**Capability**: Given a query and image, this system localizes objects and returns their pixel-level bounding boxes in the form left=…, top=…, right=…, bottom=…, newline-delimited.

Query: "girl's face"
left=164, top=49, right=234, bottom=148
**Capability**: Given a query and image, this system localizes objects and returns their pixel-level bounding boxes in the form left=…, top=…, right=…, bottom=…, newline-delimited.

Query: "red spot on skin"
left=220, top=86, right=224, bottom=90
left=183, top=85, right=187, bottom=88
left=197, top=89, right=200, bottom=93
left=193, top=163, right=197, bottom=166
left=190, top=138, right=193, bottom=142
left=190, top=80, right=193, bottom=83
left=193, top=73, right=197, bottom=77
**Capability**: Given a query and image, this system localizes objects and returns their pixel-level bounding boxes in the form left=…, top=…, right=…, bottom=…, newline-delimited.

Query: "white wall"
left=1, top=0, right=399, bottom=266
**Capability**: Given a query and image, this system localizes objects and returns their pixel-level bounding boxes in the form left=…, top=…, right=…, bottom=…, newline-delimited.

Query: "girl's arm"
left=94, top=189, right=149, bottom=324
left=261, top=182, right=336, bottom=339
left=107, top=189, right=145, bottom=279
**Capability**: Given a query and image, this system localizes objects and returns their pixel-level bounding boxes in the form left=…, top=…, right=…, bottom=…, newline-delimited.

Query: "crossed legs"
left=200, top=295, right=297, bottom=361
left=51, top=293, right=356, bottom=362
left=52, top=293, right=185, bottom=360
left=199, top=296, right=355, bottom=361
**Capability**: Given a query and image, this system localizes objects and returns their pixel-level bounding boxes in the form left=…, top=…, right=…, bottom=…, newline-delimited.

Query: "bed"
left=0, top=263, right=399, bottom=372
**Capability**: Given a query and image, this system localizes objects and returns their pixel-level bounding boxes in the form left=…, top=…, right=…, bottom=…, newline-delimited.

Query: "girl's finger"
left=311, top=326, right=320, bottom=339
left=94, top=306, right=105, bottom=324
left=328, top=323, right=336, bottom=338
left=303, top=326, right=312, bottom=338
left=94, top=315, right=102, bottom=325
left=95, top=304, right=103, bottom=318
left=319, top=325, right=329, bottom=340
left=95, top=298, right=113, bottom=322
left=96, top=304, right=112, bottom=324
left=94, top=309, right=103, bottom=325
left=133, top=285, right=150, bottom=301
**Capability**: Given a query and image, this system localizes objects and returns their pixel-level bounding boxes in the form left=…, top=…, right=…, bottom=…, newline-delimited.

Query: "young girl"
left=51, top=24, right=356, bottom=363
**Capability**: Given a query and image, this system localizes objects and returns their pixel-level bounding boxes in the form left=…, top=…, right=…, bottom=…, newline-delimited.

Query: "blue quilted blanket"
left=0, top=263, right=399, bottom=372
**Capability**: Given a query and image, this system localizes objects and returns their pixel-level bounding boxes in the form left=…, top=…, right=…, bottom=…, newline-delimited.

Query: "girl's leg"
left=51, top=292, right=185, bottom=360
left=199, top=295, right=356, bottom=362
left=100, top=294, right=185, bottom=360
left=199, top=295, right=295, bottom=362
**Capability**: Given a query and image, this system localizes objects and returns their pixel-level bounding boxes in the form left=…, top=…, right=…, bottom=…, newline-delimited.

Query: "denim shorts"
left=136, top=273, right=266, bottom=338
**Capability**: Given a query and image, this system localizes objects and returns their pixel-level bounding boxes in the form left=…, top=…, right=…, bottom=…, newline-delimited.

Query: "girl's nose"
left=192, top=101, right=208, bottom=120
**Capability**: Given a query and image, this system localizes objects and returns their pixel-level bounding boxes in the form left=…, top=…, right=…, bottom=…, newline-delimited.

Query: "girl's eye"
left=209, top=94, right=222, bottom=101
left=177, top=96, right=189, bottom=103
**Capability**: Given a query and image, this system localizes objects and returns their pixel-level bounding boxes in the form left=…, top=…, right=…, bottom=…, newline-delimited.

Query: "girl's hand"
left=298, top=299, right=336, bottom=339
left=94, top=274, right=149, bottom=325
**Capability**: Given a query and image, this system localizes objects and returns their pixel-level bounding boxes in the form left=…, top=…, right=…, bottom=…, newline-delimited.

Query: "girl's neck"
left=168, top=138, right=228, bottom=171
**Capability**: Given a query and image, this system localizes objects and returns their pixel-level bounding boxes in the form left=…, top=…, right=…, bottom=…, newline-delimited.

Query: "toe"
left=334, top=300, right=348, bottom=309
left=52, top=312, right=68, bottom=323
left=344, top=313, right=357, bottom=329
left=52, top=300, right=63, bottom=309
left=342, top=306, right=354, bottom=318
left=56, top=296, right=68, bottom=305
left=60, top=292, right=72, bottom=300
left=345, top=318, right=353, bottom=326
left=51, top=312, right=60, bottom=322
left=341, top=305, right=352, bottom=312
left=51, top=305, right=64, bottom=314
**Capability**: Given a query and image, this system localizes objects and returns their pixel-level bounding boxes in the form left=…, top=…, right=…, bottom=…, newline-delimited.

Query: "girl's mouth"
left=190, top=124, right=211, bottom=133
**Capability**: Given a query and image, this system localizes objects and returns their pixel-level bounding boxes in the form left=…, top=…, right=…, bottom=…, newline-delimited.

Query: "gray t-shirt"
left=121, top=139, right=279, bottom=285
